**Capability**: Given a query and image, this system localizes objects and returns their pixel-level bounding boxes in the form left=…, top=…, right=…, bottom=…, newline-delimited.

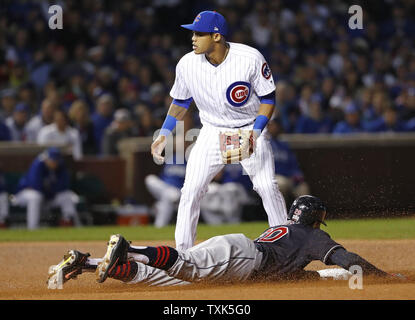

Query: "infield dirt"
left=0, top=239, right=414, bottom=300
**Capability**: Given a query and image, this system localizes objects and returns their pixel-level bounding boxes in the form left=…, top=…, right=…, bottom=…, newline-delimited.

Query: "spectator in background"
left=397, top=87, right=415, bottom=122
left=91, top=94, right=114, bottom=152
left=5, top=102, right=30, bottom=141
left=144, top=155, right=186, bottom=228
left=0, top=0, right=414, bottom=150
left=268, top=119, right=310, bottom=205
left=332, top=102, right=364, bottom=134
left=298, top=84, right=314, bottom=116
left=134, top=103, right=159, bottom=137
left=10, top=147, right=81, bottom=229
left=0, top=88, right=17, bottom=120
left=295, top=95, right=332, bottom=133
left=358, top=87, right=375, bottom=123
left=364, top=106, right=408, bottom=133
left=0, top=169, right=9, bottom=228
left=364, top=91, right=390, bottom=124
left=276, top=81, right=299, bottom=133
left=147, top=82, right=167, bottom=124
left=26, top=98, right=57, bottom=142
left=0, top=118, right=11, bottom=141
left=117, top=76, right=139, bottom=110
left=320, top=77, right=336, bottom=112
left=8, top=62, right=29, bottom=89
left=101, top=108, right=138, bottom=156
left=68, top=99, right=97, bottom=155
left=37, top=109, right=83, bottom=160
left=18, top=83, right=37, bottom=115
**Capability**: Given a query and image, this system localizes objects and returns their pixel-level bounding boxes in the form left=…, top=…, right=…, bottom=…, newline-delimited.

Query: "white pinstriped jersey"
left=170, top=42, right=276, bottom=128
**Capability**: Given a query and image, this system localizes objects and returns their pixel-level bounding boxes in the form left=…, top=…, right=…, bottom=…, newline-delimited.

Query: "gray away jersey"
left=170, top=42, right=276, bottom=128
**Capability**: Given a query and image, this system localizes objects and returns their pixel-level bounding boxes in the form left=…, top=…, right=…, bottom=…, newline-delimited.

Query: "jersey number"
left=256, top=226, right=288, bottom=243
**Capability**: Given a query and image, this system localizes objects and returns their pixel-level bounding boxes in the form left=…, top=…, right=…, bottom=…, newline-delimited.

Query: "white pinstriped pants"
left=175, top=123, right=287, bottom=250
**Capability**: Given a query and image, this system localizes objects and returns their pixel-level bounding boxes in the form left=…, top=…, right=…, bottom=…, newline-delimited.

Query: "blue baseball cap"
left=345, top=102, right=359, bottom=114
left=14, top=102, right=29, bottom=113
left=46, top=147, right=62, bottom=162
left=181, top=11, right=228, bottom=36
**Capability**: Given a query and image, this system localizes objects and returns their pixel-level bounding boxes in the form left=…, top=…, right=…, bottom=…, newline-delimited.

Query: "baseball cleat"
left=47, top=250, right=90, bottom=289
left=96, top=234, right=130, bottom=283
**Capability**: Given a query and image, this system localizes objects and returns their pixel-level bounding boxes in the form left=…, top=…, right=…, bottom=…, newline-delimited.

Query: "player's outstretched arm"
left=151, top=103, right=188, bottom=163
left=327, top=247, right=389, bottom=277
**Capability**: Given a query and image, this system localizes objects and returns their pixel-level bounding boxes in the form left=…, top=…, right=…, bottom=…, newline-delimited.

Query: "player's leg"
left=274, top=174, right=293, bottom=201
left=145, top=174, right=180, bottom=227
left=293, top=181, right=311, bottom=198
left=175, top=125, right=224, bottom=250
left=12, top=189, right=44, bottom=229
left=153, top=198, right=176, bottom=228
left=117, top=233, right=261, bottom=283
left=48, top=249, right=188, bottom=289
left=125, top=261, right=190, bottom=286
left=220, top=183, right=249, bottom=223
left=241, top=133, right=287, bottom=226
left=0, top=192, right=9, bottom=225
left=145, top=174, right=181, bottom=202
left=168, top=233, right=262, bottom=283
left=200, top=182, right=226, bottom=225
left=51, top=190, right=81, bottom=226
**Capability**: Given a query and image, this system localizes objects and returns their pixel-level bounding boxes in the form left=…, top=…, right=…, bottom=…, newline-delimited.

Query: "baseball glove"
left=219, top=129, right=257, bottom=164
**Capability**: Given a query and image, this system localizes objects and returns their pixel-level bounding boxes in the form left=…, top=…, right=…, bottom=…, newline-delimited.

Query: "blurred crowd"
left=1, top=0, right=415, bottom=160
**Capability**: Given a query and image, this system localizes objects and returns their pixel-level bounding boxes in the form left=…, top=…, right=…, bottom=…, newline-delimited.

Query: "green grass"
left=0, top=217, right=414, bottom=242
left=321, top=217, right=415, bottom=239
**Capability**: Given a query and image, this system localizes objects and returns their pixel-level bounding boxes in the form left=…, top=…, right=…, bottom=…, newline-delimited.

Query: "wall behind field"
left=123, top=133, right=415, bottom=219
left=2, top=133, right=414, bottom=221
left=281, top=133, right=415, bottom=218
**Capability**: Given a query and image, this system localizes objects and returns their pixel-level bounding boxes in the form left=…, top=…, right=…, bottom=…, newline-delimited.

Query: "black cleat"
left=96, top=234, right=130, bottom=283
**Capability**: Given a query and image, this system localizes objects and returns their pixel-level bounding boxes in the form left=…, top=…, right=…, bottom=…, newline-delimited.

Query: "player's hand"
left=243, top=129, right=259, bottom=158
left=249, top=129, right=260, bottom=154
left=151, top=135, right=167, bottom=164
left=220, top=129, right=260, bottom=164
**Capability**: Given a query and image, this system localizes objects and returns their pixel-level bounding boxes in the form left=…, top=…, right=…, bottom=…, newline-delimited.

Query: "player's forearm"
left=252, top=103, right=274, bottom=135
left=167, top=103, right=188, bottom=121
left=257, top=103, right=275, bottom=119
left=253, top=91, right=276, bottom=133
left=328, top=248, right=388, bottom=276
left=159, top=102, right=189, bottom=137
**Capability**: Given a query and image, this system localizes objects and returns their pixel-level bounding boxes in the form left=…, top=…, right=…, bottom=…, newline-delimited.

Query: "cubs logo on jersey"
left=262, top=62, right=271, bottom=80
left=226, top=81, right=251, bottom=107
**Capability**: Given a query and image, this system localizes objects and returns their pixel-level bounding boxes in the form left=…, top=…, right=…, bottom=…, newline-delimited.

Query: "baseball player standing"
left=151, top=11, right=287, bottom=250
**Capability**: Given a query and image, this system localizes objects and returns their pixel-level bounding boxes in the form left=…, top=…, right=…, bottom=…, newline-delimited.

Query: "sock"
left=128, top=245, right=178, bottom=270
left=108, top=261, right=138, bottom=282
